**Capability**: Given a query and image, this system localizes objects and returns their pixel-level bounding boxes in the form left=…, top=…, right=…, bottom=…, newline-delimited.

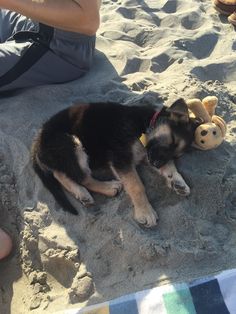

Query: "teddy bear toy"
left=186, top=96, right=227, bottom=150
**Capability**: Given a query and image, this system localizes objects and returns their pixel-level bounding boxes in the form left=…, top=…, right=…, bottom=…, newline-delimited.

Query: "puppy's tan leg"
left=82, top=176, right=122, bottom=197
left=53, top=171, right=94, bottom=206
left=112, top=167, right=158, bottom=227
left=157, top=160, right=190, bottom=196
left=73, top=136, right=122, bottom=197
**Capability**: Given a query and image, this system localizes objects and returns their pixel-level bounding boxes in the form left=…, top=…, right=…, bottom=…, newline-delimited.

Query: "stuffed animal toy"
left=186, top=96, right=227, bottom=150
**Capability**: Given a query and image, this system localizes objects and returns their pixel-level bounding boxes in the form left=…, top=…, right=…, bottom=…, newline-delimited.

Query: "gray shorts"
left=0, top=10, right=96, bottom=92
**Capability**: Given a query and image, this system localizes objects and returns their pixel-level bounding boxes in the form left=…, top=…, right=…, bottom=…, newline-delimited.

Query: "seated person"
left=0, top=0, right=101, bottom=92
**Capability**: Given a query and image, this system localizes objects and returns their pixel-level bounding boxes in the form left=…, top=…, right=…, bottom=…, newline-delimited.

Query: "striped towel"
left=60, top=268, right=236, bottom=314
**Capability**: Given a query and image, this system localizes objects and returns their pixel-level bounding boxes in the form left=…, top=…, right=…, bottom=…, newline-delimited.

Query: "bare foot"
left=0, top=228, right=12, bottom=260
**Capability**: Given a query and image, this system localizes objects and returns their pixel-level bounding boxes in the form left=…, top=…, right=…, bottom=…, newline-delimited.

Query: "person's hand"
left=0, top=0, right=101, bottom=34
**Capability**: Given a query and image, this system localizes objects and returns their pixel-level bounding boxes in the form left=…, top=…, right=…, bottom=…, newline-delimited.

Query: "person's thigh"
left=0, top=40, right=87, bottom=92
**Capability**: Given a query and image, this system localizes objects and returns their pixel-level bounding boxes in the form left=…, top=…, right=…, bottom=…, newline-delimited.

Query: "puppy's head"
left=146, top=98, right=200, bottom=168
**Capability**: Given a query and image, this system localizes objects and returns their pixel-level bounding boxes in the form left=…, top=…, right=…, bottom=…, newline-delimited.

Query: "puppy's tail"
left=32, top=159, right=78, bottom=215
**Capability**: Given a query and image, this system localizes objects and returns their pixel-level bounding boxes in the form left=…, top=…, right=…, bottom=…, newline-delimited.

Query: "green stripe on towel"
left=163, top=288, right=196, bottom=314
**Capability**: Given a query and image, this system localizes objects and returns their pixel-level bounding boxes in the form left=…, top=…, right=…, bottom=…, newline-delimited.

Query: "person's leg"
left=0, top=31, right=96, bottom=92
left=0, top=9, right=96, bottom=92
left=0, top=228, right=12, bottom=260
left=0, top=40, right=92, bottom=92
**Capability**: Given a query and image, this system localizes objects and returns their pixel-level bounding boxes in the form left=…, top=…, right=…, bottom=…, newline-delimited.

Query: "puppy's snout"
left=147, top=145, right=157, bottom=164
left=147, top=138, right=174, bottom=169
left=152, top=159, right=164, bottom=168
left=147, top=142, right=166, bottom=168
left=147, top=147, right=157, bottom=164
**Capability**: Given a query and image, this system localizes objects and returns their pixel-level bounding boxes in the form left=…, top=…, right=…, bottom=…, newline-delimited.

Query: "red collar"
left=149, top=111, right=160, bottom=129
left=140, top=110, right=160, bottom=147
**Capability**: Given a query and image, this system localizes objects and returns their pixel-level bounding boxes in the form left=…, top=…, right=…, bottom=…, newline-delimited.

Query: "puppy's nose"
left=153, top=160, right=162, bottom=168
left=152, top=159, right=166, bottom=169
left=147, top=150, right=162, bottom=168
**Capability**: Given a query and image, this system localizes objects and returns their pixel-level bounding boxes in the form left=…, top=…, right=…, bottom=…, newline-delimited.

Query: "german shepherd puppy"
left=31, top=99, right=199, bottom=228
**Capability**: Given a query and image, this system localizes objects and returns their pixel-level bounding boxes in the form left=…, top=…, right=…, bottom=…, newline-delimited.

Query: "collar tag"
left=140, top=133, right=147, bottom=147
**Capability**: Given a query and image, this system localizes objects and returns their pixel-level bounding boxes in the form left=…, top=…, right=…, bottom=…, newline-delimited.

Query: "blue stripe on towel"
left=189, top=278, right=230, bottom=314
left=109, top=293, right=138, bottom=314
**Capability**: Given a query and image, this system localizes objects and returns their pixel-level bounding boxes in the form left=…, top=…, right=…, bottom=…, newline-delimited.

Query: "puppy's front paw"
left=165, top=172, right=190, bottom=196
left=134, top=206, right=158, bottom=228
left=171, top=180, right=190, bottom=196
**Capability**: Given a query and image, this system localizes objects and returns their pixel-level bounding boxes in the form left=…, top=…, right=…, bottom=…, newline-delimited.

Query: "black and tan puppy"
left=31, top=99, right=199, bottom=228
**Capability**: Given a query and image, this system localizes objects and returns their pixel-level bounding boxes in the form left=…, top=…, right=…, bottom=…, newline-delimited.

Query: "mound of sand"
left=0, top=0, right=236, bottom=313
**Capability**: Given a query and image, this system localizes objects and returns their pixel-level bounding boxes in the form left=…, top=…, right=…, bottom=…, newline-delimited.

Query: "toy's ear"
left=212, top=115, right=227, bottom=137
left=202, top=96, right=218, bottom=117
left=186, top=98, right=211, bottom=123
left=166, top=98, right=189, bottom=122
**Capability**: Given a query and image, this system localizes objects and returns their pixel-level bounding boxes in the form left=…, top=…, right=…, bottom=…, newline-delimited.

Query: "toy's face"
left=195, top=123, right=223, bottom=150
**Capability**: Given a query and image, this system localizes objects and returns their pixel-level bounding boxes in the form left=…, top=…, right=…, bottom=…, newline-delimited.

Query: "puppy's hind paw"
left=75, top=188, right=95, bottom=207
left=71, top=183, right=95, bottom=207
left=111, top=180, right=123, bottom=196
left=104, top=180, right=123, bottom=197
left=80, top=196, right=95, bottom=207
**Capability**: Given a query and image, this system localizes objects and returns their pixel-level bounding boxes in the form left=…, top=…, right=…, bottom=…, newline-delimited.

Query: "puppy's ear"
left=167, top=98, right=189, bottom=123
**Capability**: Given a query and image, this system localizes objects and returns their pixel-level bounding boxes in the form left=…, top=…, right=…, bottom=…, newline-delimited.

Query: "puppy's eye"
left=213, top=131, right=216, bottom=135
left=201, top=140, right=205, bottom=144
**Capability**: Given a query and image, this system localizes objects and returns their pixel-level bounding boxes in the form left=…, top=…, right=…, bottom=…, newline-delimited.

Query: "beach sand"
left=0, top=0, right=236, bottom=312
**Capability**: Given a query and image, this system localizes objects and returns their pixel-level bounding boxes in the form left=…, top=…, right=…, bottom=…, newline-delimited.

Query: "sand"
left=0, top=0, right=236, bottom=313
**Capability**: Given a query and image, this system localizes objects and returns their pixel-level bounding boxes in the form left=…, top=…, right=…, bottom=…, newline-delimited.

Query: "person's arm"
left=0, top=0, right=101, bottom=35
